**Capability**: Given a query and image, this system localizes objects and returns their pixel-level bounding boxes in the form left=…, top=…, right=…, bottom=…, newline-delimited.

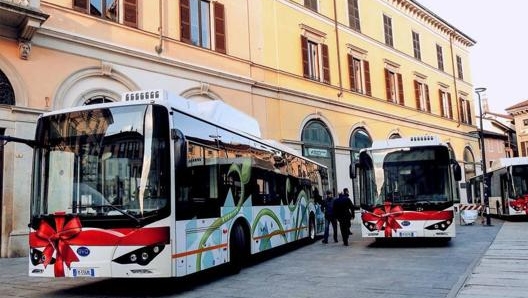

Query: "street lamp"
left=475, top=87, right=491, bottom=226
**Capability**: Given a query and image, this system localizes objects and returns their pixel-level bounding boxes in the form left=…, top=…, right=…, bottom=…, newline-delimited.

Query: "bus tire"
left=229, top=223, right=247, bottom=274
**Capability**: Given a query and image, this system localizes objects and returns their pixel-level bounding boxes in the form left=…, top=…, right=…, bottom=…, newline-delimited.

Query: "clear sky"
left=416, top=0, right=526, bottom=114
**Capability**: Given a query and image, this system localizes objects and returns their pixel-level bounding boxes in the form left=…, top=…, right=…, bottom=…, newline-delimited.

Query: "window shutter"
left=397, top=73, right=404, bottom=105
left=384, top=68, right=391, bottom=101
left=459, top=98, right=464, bottom=122
left=522, top=142, right=526, bottom=157
left=322, top=44, right=330, bottom=84
left=439, top=90, right=445, bottom=117
left=123, top=0, right=137, bottom=28
left=214, top=2, right=226, bottom=54
left=301, top=36, right=309, bottom=78
left=73, top=0, right=88, bottom=13
left=414, top=80, right=421, bottom=110
left=348, top=54, right=356, bottom=91
left=468, top=101, right=472, bottom=125
left=364, top=60, right=371, bottom=96
left=447, top=92, right=452, bottom=119
left=180, top=0, right=191, bottom=43
left=425, top=84, right=430, bottom=112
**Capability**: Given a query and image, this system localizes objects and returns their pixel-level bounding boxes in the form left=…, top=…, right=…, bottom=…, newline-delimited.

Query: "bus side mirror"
left=172, top=129, right=187, bottom=174
left=350, top=163, right=357, bottom=179
left=452, top=161, right=462, bottom=181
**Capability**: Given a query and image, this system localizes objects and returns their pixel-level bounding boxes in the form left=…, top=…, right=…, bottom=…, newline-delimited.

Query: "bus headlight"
left=425, top=220, right=452, bottom=231
left=363, top=221, right=378, bottom=232
left=30, top=248, right=55, bottom=266
left=113, top=245, right=165, bottom=266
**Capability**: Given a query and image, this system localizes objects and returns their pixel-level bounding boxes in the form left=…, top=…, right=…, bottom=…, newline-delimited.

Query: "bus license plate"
left=399, top=231, right=416, bottom=237
left=72, top=268, right=95, bottom=277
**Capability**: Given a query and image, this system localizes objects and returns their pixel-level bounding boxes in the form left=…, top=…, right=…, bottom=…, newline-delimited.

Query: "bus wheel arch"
left=228, top=218, right=250, bottom=273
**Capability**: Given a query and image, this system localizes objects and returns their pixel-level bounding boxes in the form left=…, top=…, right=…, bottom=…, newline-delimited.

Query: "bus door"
left=500, top=174, right=508, bottom=215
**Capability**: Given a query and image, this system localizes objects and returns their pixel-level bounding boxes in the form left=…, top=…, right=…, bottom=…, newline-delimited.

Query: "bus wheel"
left=229, top=223, right=247, bottom=274
left=308, top=215, right=316, bottom=242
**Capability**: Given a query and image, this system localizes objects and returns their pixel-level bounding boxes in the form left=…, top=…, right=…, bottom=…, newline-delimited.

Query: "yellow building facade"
left=0, top=0, right=479, bottom=257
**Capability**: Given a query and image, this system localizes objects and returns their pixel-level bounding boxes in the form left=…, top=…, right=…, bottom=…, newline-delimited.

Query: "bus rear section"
left=468, top=157, right=528, bottom=219
left=354, top=136, right=461, bottom=239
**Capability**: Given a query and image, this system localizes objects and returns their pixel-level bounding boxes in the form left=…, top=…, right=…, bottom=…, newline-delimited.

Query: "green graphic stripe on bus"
left=294, top=191, right=309, bottom=240
left=251, top=208, right=288, bottom=248
left=195, top=161, right=250, bottom=271
left=252, top=226, right=306, bottom=241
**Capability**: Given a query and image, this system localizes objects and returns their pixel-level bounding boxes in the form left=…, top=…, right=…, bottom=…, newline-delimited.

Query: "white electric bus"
left=352, top=136, right=461, bottom=240
left=467, top=157, right=528, bottom=218
left=12, top=89, right=329, bottom=278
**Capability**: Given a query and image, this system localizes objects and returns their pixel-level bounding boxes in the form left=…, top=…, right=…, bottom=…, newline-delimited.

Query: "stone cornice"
left=392, top=0, right=476, bottom=47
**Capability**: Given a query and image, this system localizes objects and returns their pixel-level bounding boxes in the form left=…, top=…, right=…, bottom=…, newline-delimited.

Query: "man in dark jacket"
left=333, top=188, right=355, bottom=246
left=322, top=190, right=338, bottom=244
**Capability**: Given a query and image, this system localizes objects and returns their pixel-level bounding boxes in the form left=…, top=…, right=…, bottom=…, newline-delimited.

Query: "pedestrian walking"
left=321, top=190, right=338, bottom=244
left=333, top=188, right=355, bottom=246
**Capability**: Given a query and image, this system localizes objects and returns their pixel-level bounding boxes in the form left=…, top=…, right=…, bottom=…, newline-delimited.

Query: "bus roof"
left=39, top=89, right=326, bottom=169
left=490, top=157, right=528, bottom=171
left=368, top=135, right=443, bottom=151
left=122, top=90, right=326, bottom=168
left=122, top=89, right=262, bottom=138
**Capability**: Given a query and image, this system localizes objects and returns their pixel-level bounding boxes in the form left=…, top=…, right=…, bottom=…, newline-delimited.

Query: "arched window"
left=350, top=128, right=372, bottom=155
left=83, top=96, right=115, bottom=105
left=0, top=70, right=15, bottom=105
left=302, top=121, right=332, bottom=146
left=350, top=128, right=372, bottom=203
left=463, top=147, right=475, bottom=178
left=389, top=133, right=401, bottom=139
left=302, top=120, right=336, bottom=192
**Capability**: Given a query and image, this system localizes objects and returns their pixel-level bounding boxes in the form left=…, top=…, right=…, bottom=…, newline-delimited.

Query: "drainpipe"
left=332, top=0, right=343, bottom=97
left=449, top=31, right=461, bottom=127
left=154, top=0, right=163, bottom=54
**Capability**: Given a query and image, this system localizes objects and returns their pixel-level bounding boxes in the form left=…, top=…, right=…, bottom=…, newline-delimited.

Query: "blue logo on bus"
left=401, top=221, right=411, bottom=227
left=77, top=247, right=90, bottom=257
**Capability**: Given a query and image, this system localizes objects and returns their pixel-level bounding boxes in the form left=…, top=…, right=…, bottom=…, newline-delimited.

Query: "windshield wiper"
left=95, top=204, right=141, bottom=226
left=0, top=135, right=42, bottom=148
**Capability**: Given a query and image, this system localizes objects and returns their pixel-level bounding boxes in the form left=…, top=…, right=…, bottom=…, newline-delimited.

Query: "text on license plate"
left=72, top=268, right=95, bottom=277
left=399, top=231, right=417, bottom=237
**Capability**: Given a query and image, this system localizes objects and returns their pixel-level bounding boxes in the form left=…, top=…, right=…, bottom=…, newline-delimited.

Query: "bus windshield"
left=511, top=165, right=528, bottom=197
left=359, top=147, right=451, bottom=208
left=31, top=104, right=170, bottom=222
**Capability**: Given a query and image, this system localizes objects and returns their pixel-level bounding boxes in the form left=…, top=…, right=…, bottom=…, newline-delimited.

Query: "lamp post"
left=475, top=87, right=491, bottom=226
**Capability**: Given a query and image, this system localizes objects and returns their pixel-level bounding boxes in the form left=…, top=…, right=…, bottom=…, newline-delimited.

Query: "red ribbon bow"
left=36, top=213, right=82, bottom=277
left=373, top=202, right=404, bottom=237
left=510, top=196, right=528, bottom=214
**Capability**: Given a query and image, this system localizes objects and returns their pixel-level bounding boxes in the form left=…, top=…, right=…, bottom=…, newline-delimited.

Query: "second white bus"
left=353, top=136, right=461, bottom=240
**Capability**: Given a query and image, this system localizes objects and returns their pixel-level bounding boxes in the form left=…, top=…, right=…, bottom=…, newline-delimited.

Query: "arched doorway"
left=301, top=120, right=336, bottom=193
left=350, top=128, right=372, bottom=204
left=0, top=70, right=15, bottom=105
left=0, top=69, right=15, bottom=253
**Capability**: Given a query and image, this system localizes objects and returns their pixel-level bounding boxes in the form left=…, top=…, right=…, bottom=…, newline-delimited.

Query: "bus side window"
left=287, top=177, right=300, bottom=205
